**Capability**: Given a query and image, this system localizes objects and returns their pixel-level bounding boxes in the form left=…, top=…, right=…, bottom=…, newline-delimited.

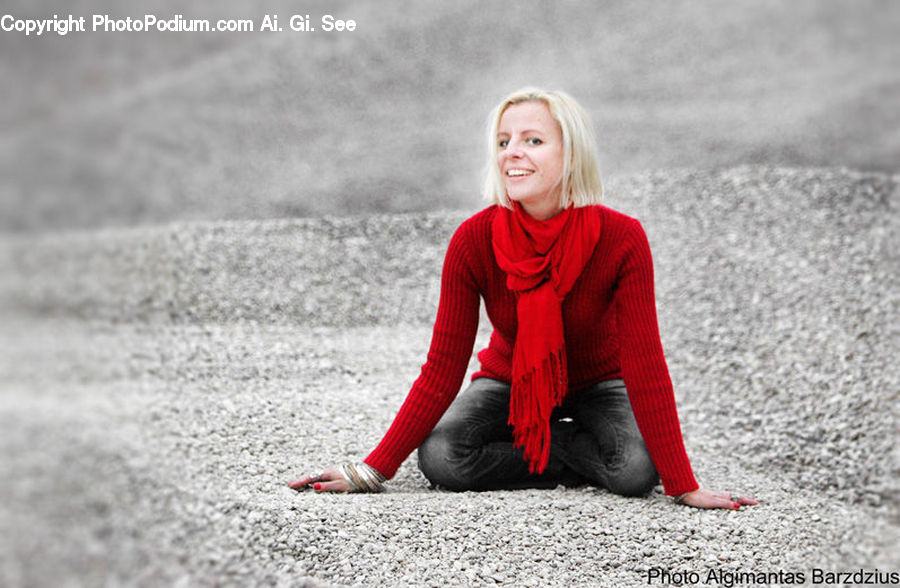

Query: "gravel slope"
left=0, top=167, right=897, bottom=586
left=3, top=1, right=898, bottom=232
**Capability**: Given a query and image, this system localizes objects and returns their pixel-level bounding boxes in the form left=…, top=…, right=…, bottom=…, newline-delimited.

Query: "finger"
left=287, top=476, right=317, bottom=489
left=314, top=479, right=350, bottom=492
left=288, top=470, right=329, bottom=488
left=689, top=492, right=739, bottom=510
left=708, top=496, right=740, bottom=510
left=704, top=490, right=751, bottom=509
left=288, top=465, right=345, bottom=489
left=318, top=466, right=344, bottom=481
left=704, top=499, right=740, bottom=510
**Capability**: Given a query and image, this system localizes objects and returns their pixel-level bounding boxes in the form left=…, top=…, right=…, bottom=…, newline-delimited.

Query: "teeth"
left=507, top=169, right=533, bottom=176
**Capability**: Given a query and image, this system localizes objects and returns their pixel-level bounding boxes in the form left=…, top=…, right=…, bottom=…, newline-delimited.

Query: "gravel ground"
left=0, top=167, right=897, bottom=586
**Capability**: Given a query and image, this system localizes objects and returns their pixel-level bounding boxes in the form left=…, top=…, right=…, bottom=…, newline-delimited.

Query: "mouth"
left=506, top=169, right=534, bottom=177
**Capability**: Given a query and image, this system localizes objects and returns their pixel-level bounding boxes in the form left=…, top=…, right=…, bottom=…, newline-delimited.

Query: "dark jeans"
left=417, top=377, right=659, bottom=496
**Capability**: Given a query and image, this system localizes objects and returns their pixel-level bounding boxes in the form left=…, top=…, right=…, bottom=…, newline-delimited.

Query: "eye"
left=526, top=137, right=543, bottom=146
left=498, top=139, right=509, bottom=148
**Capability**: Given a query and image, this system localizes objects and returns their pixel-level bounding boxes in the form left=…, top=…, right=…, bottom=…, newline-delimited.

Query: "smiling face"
left=497, top=100, right=565, bottom=219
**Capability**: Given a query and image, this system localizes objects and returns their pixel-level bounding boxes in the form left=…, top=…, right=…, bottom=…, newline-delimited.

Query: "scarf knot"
left=491, top=202, right=603, bottom=473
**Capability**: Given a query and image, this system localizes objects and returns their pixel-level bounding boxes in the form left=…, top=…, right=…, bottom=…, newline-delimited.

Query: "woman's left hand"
left=676, top=488, right=758, bottom=510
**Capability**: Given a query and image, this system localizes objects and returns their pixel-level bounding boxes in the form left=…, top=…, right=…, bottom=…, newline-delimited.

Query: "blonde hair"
left=482, top=87, right=603, bottom=209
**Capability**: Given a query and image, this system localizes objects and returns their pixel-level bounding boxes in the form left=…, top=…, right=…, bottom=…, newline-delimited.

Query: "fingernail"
left=733, top=503, right=741, bottom=509
left=313, top=483, right=321, bottom=491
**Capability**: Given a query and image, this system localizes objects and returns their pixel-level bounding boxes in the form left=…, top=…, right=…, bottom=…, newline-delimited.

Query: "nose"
left=505, top=142, right=524, bottom=158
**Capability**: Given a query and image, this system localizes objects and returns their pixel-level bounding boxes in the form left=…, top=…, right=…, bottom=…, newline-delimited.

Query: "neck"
left=518, top=197, right=562, bottom=221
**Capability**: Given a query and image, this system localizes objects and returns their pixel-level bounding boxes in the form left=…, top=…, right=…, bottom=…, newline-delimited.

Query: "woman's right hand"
left=287, top=466, right=352, bottom=493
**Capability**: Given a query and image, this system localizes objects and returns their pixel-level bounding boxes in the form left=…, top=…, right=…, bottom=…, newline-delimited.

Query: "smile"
left=506, top=169, right=534, bottom=177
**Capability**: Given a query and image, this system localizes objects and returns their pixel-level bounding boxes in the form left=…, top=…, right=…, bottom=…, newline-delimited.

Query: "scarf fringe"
left=508, top=349, right=568, bottom=474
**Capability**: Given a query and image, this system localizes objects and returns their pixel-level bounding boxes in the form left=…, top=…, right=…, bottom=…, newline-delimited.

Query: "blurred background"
left=1, top=0, right=897, bottom=233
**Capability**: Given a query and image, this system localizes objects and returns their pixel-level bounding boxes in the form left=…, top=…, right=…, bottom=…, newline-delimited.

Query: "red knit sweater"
left=365, top=204, right=700, bottom=496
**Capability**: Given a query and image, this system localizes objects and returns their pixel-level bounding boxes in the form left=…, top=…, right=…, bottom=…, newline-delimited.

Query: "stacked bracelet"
left=339, top=463, right=386, bottom=493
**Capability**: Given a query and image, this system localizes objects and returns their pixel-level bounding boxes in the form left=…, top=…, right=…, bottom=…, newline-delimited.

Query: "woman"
left=289, top=88, right=756, bottom=509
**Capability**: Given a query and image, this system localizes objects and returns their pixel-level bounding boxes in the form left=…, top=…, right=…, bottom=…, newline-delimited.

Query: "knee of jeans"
left=605, top=442, right=659, bottom=497
left=417, top=431, right=472, bottom=491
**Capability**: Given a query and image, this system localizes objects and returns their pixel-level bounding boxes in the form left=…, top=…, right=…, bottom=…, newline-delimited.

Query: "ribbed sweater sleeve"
left=364, top=221, right=481, bottom=479
left=615, top=219, right=699, bottom=495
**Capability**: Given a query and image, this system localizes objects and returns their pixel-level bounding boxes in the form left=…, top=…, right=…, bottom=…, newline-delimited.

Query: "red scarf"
left=492, top=201, right=603, bottom=473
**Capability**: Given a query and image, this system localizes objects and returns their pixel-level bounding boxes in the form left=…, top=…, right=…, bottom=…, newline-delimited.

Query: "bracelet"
left=674, top=493, right=690, bottom=505
left=339, top=463, right=386, bottom=493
